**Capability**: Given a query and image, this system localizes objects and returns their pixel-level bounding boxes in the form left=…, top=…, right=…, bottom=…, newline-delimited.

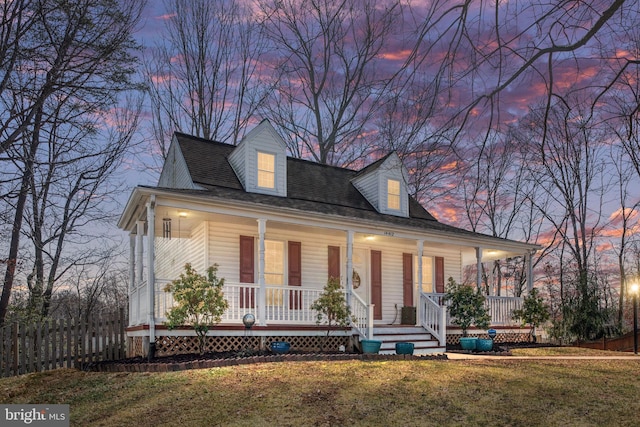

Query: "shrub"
left=512, top=287, right=550, bottom=342
left=164, top=263, right=228, bottom=354
left=311, top=277, right=351, bottom=350
left=444, top=277, right=490, bottom=336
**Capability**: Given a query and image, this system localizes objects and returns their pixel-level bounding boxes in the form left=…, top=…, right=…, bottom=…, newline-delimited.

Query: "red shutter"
left=328, top=246, right=340, bottom=281
left=402, top=253, right=413, bottom=307
left=239, top=235, right=255, bottom=308
left=371, top=250, right=382, bottom=320
left=435, top=256, right=445, bottom=293
left=288, top=241, right=302, bottom=309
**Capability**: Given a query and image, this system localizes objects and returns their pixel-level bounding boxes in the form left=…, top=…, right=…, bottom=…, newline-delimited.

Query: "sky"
left=119, top=0, right=640, bottom=283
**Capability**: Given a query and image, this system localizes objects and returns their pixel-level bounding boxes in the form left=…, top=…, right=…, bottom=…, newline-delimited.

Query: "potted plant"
left=512, top=287, right=550, bottom=343
left=443, top=277, right=491, bottom=350
left=311, top=277, right=352, bottom=351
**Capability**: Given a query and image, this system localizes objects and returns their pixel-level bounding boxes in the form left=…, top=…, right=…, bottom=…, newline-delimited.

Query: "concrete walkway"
left=445, top=352, right=640, bottom=360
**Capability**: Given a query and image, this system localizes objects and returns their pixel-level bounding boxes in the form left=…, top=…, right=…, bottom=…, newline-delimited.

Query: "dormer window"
left=387, top=179, right=400, bottom=210
left=257, top=151, right=275, bottom=189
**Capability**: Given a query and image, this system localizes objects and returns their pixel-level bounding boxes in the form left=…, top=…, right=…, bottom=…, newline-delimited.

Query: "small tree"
left=311, top=277, right=352, bottom=351
left=164, top=263, right=228, bottom=354
left=512, top=287, right=550, bottom=342
left=444, top=277, right=491, bottom=337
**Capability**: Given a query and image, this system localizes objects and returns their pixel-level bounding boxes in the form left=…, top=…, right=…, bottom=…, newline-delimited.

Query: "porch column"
left=526, top=250, right=535, bottom=291
left=128, top=234, right=135, bottom=327
left=203, top=221, right=210, bottom=269
left=416, top=240, right=424, bottom=324
left=135, top=220, right=144, bottom=325
left=475, top=247, right=482, bottom=291
left=346, top=230, right=354, bottom=306
left=257, top=218, right=267, bottom=326
left=146, top=196, right=156, bottom=358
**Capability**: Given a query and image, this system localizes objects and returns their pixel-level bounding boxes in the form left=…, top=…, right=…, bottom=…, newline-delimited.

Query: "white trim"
left=146, top=196, right=156, bottom=345
left=258, top=218, right=267, bottom=326
left=139, top=191, right=537, bottom=253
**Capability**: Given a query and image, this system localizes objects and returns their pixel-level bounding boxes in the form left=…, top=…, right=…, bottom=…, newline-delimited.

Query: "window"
left=265, top=240, right=284, bottom=306
left=257, top=152, right=275, bottom=189
left=387, top=179, right=400, bottom=210
left=414, top=256, right=433, bottom=293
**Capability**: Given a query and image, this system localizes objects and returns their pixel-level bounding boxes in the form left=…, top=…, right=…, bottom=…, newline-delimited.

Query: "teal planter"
left=361, top=339, right=382, bottom=354
left=395, top=342, right=414, bottom=355
left=476, top=338, right=494, bottom=352
left=459, top=337, right=478, bottom=351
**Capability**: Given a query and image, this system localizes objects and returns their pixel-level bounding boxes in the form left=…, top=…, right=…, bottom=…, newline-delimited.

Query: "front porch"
left=127, top=280, right=527, bottom=356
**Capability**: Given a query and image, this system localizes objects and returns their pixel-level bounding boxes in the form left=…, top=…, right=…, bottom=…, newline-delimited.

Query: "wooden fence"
left=0, top=309, right=126, bottom=377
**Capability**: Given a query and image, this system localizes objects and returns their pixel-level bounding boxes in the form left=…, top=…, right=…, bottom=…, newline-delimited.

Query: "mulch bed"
left=86, top=342, right=554, bottom=373
left=85, top=350, right=449, bottom=373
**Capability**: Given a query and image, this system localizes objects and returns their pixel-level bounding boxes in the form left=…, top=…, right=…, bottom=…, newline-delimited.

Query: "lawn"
left=1, top=348, right=639, bottom=426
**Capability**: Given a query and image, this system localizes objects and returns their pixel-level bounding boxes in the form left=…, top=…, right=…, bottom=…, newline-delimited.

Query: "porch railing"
left=419, top=293, right=446, bottom=346
left=129, top=280, right=147, bottom=326
left=350, top=292, right=373, bottom=340
left=428, top=292, right=523, bottom=327
left=155, top=281, right=325, bottom=325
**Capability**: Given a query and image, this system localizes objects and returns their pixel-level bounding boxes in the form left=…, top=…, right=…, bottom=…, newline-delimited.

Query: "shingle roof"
left=174, top=131, right=438, bottom=222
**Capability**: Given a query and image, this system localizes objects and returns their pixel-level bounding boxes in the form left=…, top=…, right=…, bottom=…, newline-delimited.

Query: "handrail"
left=419, top=293, right=446, bottom=346
left=349, top=291, right=371, bottom=340
left=426, top=292, right=523, bottom=327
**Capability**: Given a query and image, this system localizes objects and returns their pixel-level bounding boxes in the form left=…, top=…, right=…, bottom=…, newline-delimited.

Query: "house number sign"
left=383, top=231, right=395, bottom=237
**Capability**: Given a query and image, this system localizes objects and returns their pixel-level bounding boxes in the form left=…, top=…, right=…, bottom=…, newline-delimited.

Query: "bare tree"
left=50, top=248, right=129, bottom=323
left=23, top=95, right=142, bottom=318
left=146, top=0, right=270, bottom=158
left=609, top=143, right=640, bottom=330
left=0, top=0, right=144, bottom=325
left=514, top=97, right=613, bottom=339
left=257, top=0, right=402, bottom=166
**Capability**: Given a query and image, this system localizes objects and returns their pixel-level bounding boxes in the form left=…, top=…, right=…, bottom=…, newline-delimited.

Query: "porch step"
left=372, top=325, right=445, bottom=355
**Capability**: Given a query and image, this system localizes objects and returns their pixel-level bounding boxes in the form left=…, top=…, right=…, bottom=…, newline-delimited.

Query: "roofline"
left=119, top=186, right=541, bottom=253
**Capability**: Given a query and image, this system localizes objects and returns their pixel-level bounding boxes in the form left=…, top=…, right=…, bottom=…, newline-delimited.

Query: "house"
left=118, top=119, right=539, bottom=357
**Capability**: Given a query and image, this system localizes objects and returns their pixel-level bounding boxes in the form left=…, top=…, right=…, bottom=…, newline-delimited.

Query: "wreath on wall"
left=352, top=270, right=361, bottom=289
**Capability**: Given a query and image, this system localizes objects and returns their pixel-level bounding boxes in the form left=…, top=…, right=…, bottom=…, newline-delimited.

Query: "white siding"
left=206, top=221, right=344, bottom=289
left=352, top=172, right=379, bottom=209
left=157, top=140, right=198, bottom=189
left=352, top=153, right=409, bottom=217
left=154, top=218, right=465, bottom=325
left=154, top=224, right=208, bottom=281
left=228, top=120, right=287, bottom=196
left=228, top=141, right=246, bottom=187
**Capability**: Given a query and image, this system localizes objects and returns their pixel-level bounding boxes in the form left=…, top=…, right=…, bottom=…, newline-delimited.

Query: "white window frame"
left=257, top=151, right=275, bottom=189
left=387, top=178, right=401, bottom=210
left=264, top=239, right=285, bottom=306
left=414, top=255, right=434, bottom=293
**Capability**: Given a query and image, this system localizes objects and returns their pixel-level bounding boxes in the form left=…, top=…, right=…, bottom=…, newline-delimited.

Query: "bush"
left=512, top=287, right=550, bottom=342
left=311, top=277, right=351, bottom=350
left=444, top=277, right=490, bottom=336
left=164, top=263, right=228, bottom=354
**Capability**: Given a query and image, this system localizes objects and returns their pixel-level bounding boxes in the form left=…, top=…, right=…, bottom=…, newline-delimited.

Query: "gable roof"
left=173, top=132, right=437, bottom=221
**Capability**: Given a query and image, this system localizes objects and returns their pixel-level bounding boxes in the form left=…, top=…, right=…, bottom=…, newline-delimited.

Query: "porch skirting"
left=126, top=325, right=352, bottom=357
left=446, top=327, right=532, bottom=345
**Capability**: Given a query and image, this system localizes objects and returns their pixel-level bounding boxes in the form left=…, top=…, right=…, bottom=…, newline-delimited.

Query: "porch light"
left=179, top=211, right=187, bottom=218
left=162, top=218, right=171, bottom=239
left=631, top=283, right=638, bottom=355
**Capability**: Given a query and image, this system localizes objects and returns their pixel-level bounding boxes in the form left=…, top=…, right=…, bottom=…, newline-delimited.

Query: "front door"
left=352, top=248, right=368, bottom=302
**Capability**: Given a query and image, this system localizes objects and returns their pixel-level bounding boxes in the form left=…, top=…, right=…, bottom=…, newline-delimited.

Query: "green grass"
left=1, top=348, right=639, bottom=426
